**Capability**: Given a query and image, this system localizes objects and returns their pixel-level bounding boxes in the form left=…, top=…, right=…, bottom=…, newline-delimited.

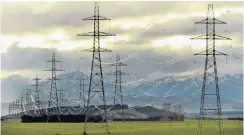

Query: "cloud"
left=1, top=1, right=242, bottom=53
left=0, top=1, right=243, bottom=79
left=0, top=69, right=49, bottom=79
left=2, top=1, right=242, bottom=34
left=1, top=37, right=243, bottom=81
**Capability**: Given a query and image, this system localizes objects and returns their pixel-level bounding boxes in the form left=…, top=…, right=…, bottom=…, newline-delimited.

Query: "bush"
left=169, top=116, right=174, bottom=121
left=179, top=114, right=184, bottom=121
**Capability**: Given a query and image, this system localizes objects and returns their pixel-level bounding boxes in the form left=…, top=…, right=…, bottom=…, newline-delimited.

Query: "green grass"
left=1, top=120, right=243, bottom=135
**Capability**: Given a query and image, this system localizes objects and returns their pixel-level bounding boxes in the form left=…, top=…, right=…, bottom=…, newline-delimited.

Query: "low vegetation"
left=1, top=119, right=242, bottom=135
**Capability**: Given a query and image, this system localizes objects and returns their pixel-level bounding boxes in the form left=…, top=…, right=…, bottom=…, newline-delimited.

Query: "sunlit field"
left=1, top=120, right=243, bottom=135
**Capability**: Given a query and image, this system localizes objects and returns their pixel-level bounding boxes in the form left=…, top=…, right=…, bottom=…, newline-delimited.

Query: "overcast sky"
left=0, top=1, right=243, bottom=81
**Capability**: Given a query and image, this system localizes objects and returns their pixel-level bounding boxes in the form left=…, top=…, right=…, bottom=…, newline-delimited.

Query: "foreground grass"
left=1, top=120, right=243, bottom=135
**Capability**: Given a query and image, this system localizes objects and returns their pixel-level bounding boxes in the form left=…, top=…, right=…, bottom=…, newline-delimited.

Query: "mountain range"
left=1, top=71, right=243, bottom=116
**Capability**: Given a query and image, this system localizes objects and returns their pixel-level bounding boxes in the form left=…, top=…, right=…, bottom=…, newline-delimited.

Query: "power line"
left=227, top=80, right=243, bottom=87
left=13, top=100, right=16, bottom=115
left=20, top=92, right=25, bottom=116
left=75, top=74, right=88, bottom=108
left=16, top=98, right=19, bottom=115
left=107, top=55, right=129, bottom=122
left=59, top=88, right=66, bottom=106
left=30, top=74, right=44, bottom=115
left=24, top=85, right=32, bottom=116
left=43, top=52, right=65, bottom=122
left=77, top=2, right=116, bottom=135
left=8, top=102, right=12, bottom=118
left=190, top=4, right=231, bottom=135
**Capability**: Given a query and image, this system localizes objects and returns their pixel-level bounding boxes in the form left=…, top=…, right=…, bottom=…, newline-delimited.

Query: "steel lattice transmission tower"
left=16, top=98, right=20, bottom=115
left=59, top=88, right=66, bottom=105
left=75, top=75, right=88, bottom=107
left=12, top=100, right=15, bottom=115
left=44, top=52, right=65, bottom=122
left=20, top=92, right=24, bottom=116
left=14, top=95, right=24, bottom=116
left=30, top=75, right=44, bottom=115
left=14, top=99, right=17, bottom=115
left=24, top=85, right=32, bottom=115
left=8, top=102, right=12, bottom=118
left=77, top=2, right=116, bottom=135
left=12, top=100, right=16, bottom=115
left=190, top=4, right=231, bottom=135
left=17, top=97, right=22, bottom=115
left=107, top=55, right=128, bottom=121
left=8, top=103, right=10, bottom=116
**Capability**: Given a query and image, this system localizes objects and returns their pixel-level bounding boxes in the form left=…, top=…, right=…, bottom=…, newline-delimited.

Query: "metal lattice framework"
left=20, top=92, right=24, bottom=116
left=44, top=52, right=65, bottom=122
left=107, top=55, right=128, bottom=121
left=13, top=100, right=16, bottom=115
left=59, top=88, right=66, bottom=105
left=16, top=98, right=19, bottom=115
left=30, top=75, right=44, bottom=115
left=190, top=4, right=231, bottom=135
left=77, top=2, right=116, bottom=135
left=24, top=85, right=32, bottom=115
left=8, top=102, right=12, bottom=117
left=75, top=74, right=88, bottom=107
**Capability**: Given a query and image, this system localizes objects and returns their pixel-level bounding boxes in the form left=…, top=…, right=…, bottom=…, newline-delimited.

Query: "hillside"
left=1, top=72, right=243, bottom=116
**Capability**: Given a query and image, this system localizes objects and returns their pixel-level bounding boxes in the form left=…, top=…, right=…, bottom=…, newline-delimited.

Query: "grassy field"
left=1, top=120, right=243, bottom=135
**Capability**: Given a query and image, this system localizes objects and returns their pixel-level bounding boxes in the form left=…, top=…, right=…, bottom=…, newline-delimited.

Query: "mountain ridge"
left=1, top=72, right=243, bottom=116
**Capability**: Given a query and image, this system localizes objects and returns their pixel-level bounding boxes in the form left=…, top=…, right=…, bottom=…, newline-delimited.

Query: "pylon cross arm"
left=99, top=32, right=116, bottom=36
left=194, top=50, right=227, bottom=56
left=33, top=78, right=42, bottom=80
left=214, top=35, right=232, bottom=40
left=77, top=32, right=94, bottom=36
left=45, top=78, right=62, bottom=81
left=43, top=69, right=65, bottom=71
left=81, top=48, right=111, bottom=52
left=190, top=34, right=231, bottom=40
left=30, top=84, right=44, bottom=86
left=214, top=50, right=227, bottom=56
left=109, top=62, right=127, bottom=66
left=46, top=60, right=62, bottom=62
left=83, top=15, right=110, bottom=20
left=77, top=32, right=115, bottom=37
left=195, top=18, right=226, bottom=24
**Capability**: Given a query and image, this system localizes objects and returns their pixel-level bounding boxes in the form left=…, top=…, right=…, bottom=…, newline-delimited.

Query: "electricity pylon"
left=8, top=102, right=12, bottom=118
left=77, top=2, right=116, bottom=135
left=107, top=55, right=128, bottom=121
left=12, top=100, right=15, bottom=115
left=44, top=52, right=65, bottom=122
left=190, top=4, right=231, bottom=135
left=20, top=92, right=24, bottom=116
left=58, top=88, right=66, bottom=106
left=30, top=75, right=44, bottom=115
left=16, top=98, right=19, bottom=115
left=24, top=85, right=31, bottom=115
left=17, top=97, right=22, bottom=115
left=75, top=75, right=88, bottom=107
